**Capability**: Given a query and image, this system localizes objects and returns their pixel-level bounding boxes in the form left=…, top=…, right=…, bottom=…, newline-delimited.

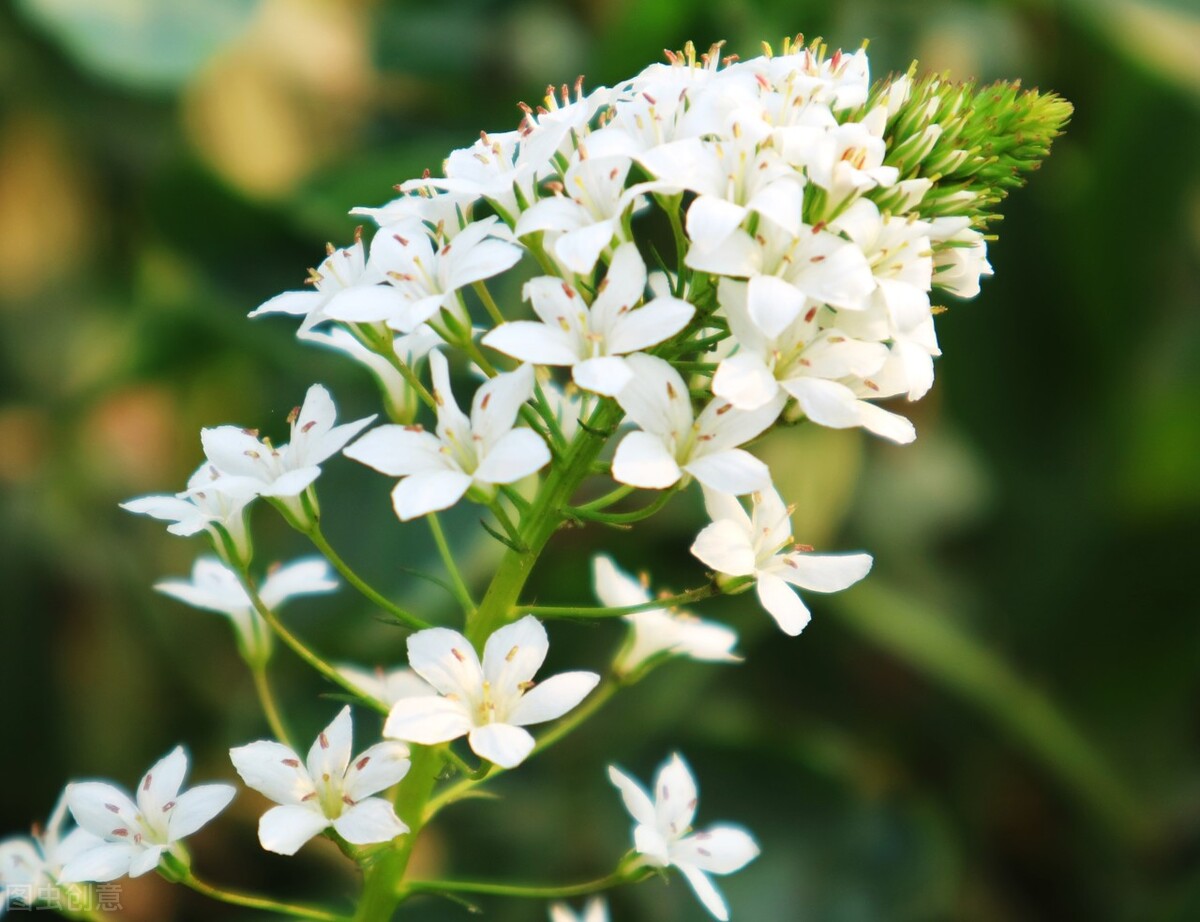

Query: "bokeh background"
left=1, top=1, right=1198, bottom=919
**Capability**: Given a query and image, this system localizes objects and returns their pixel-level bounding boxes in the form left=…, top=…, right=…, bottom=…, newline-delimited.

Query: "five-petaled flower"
left=60, top=747, right=235, bottom=882
left=384, top=616, right=599, bottom=768
left=345, top=351, right=550, bottom=520
left=229, top=707, right=410, bottom=856
left=691, top=487, right=872, bottom=635
left=609, top=753, right=759, bottom=921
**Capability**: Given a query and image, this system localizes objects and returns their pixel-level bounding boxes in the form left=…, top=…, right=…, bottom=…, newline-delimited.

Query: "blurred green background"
left=1, top=0, right=1198, bottom=919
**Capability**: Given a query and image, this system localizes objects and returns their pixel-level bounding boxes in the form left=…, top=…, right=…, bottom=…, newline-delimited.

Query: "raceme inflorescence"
left=2, top=36, right=1069, bottom=922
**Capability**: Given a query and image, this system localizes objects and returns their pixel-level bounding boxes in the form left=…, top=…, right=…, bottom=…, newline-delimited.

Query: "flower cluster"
left=8, top=35, right=1067, bottom=922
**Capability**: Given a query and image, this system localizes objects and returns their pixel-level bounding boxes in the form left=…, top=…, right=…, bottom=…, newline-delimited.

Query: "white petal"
left=128, top=845, right=166, bottom=878
left=306, top=706, right=353, bottom=790
left=612, top=431, right=682, bottom=489
left=507, top=672, right=599, bottom=726
left=592, top=555, right=651, bottom=609
left=712, top=353, right=779, bottom=411
left=473, top=428, right=551, bottom=484
left=383, top=696, right=474, bottom=745
left=58, top=843, right=136, bottom=883
left=481, top=615, right=549, bottom=695
left=781, top=377, right=865, bottom=430
left=259, top=558, right=338, bottom=610
left=554, top=221, right=617, bottom=275
left=167, top=784, right=235, bottom=842
left=749, top=178, right=804, bottom=237
left=321, top=285, right=408, bottom=324
left=634, top=823, right=672, bottom=867
left=472, top=363, right=536, bottom=447
left=746, top=275, right=806, bottom=338
left=605, top=297, right=694, bottom=356
left=675, top=862, right=730, bottom=921
left=778, top=552, right=872, bottom=592
left=690, top=520, right=756, bottom=577
left=482, top=322, right=580, bottom=366
left=607, top=765, right=656, bottom=828
left=856, top=400, right=917, bottom=444
left=342, top=742, right=412, bottom=802
left=686, top=196, right=748, bottom=252
left=572, top=356, right=633, bottom=397
left=446, top=236, right=524, bottom=291
left=136, top=746, right=188, bottom=819
left=391, top=470, right=473, bottom=520
left=755, top=571, right=811, bottom=635
left=406, top=626, right=483, bottom=697
left=258, top=804, right=329, bottom=856
left=673, top=826, right=760, bottom=874
left=249, top=289, right=324, bottom=318
left=467, top=723, right=536, bottom=768
left=333, top=798, right=408, bottom=845
left=229, top=741, right=315, bottom=806
left=653, top=753, right=698, bottom=839
left=685, top=449, right=772, bottom=495
left=616, top=354, right=692, bottom=436
left=343, top=425, right=449, bottom=477
left=66, top=783, right=140, bottom=840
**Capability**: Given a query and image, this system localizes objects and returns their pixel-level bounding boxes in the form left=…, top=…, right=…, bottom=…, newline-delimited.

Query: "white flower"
left=549, top=897, right=609, bottom=922
left=612, top=354, right=783, bottom=495
left=690, top=487, right=872, bottom=635
left=155, top=557, right=337, bottom=661
left=324, top=218, right=522, bottom=333
left=609, top=754, right=758, bottom=921
left=344, top=352, right=550, bottom=521
left=515, top=156, right=644, bottom=275
left=593, top=556, right=739, bottom=675
left=121, top=463, right=258, bottom=562
left=229, top=707, right=410, bottom=856
left=350, top=189, right=478, bottom=236
left=249, top=235, right=376, bottom=333
left=336, top=665, right=433, bottom=707
left=401, top=131, right=535, bottom=220
left=60, top=747, right=235, bottom=882
left=710, top=279, right=915, bottom=445
left=1, top=794, right=104, bottom=911
left=201, top=384, right=375, bottom=504
left=384, top=616, right=599, bottom=769
left=482, top=243, right=694, bottom=396
left=779, top=109, right=898, bottom=205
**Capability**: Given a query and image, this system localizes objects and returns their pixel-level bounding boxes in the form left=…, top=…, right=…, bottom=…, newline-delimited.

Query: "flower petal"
left=342, top=742, right=411, bottom=802
left=258, top=804, right=329, bottom=856
left=406, top=626, right=483, bottom=697
left=343, top=425, right=449, bottom=477
left=136, top=746, right=189, bottom=819
left=755, top=571, right=811, bottom=635
left=306, top=706, right=353, bottom=790
left=473, top=428, right=551, bottom=485
left=482, top=321, right=580, bottom=366
left=58, top=842, right=136, bottom=883
left=66, top=783, right=140, bottom=840
left=653, top=753, right=698, bottom=839
left=128, top=845, right=166, bottom=878
left=507, top=671, right=599, bottom=726
left=690, top=519, right=756, bottom=577
left=612, top=431, right=682, bottom=489
left=467, top=723, right=536, bottom=768
left=675, top=861, right=730, bottom=921
left=167, top=784, right=236, bottom=842
left=391, top=470, right=473, bottom=520
left=607, top=765, right=656, bottom=828
left=572, top=356, right=633, bottom=397
left=228, top=741, right=315, bottom=806
left=605, top=296, right=694, bottom=356
left=684, top=449, right=772, bottom=496
left=778, top=552, right=873, bottom=593
left=333, top=798, right=409, bottom=846
left=712, top=353, right=779, bottom=411
left=673, top=825, right=760, bottom=875
left=383, top=696, right=474, bottom=744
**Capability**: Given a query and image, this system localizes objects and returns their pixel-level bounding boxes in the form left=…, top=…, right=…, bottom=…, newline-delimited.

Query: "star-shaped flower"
left=609, top=753, right=759, bottom=921
left=61, top=747, right=235, bottom=882
left=384, top=616, right=599, bottom=769
left=1, top=793, right=104, bottom=911
left=344, top=351, right=550, bottom=520
left=690, top=487, right=872, bottom=635
left=229, top=707, right=410, bottom=856
left=482, top=244, right=694, bottom=396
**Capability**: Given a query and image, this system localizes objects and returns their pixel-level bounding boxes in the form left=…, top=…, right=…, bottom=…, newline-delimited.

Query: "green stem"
left=464, top=401, right=623, bottom=647
left=572, top=483, right=635, bottom=513
left=567, top=488, right=678, bottom=525
left=519, top=580, right=741, bottom=618
left=352, top=323, right=436, bottom=411
left=250, top=663, right=293, bottom=747
left=429, top=513, right=476, bottom=619
left=404, top=870, right=625, bottom=900
left=355, top=747, right=441, bottom=921
left=307, top=525, right=430, bottom=630
left=472, top=280, right=506, bottom=326
left=235, top=571, right=389, bottom=715
left=182, top=872, right=347, bottom=921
